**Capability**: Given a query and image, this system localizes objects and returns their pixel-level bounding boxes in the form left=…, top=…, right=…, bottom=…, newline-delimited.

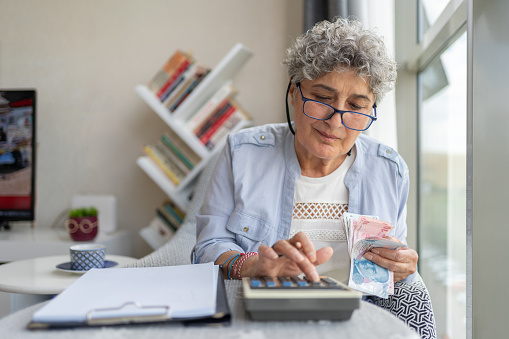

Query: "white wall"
left=0, top=0, right=303, bottom=257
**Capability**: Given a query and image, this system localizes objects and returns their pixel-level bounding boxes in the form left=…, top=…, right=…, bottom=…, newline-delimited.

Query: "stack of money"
left=343, top=213, right=407, bottom=298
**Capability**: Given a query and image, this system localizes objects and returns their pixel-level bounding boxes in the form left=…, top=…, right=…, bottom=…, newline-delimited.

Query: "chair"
left=127, top=154, right=436, bottom=339
left=125, top=154, right=220, bottom=268
left=364, top=276, right=437, bottom=339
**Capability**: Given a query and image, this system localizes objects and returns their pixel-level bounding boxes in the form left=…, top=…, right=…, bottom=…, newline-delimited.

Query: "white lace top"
left=290, top=147, right=356, bottom=283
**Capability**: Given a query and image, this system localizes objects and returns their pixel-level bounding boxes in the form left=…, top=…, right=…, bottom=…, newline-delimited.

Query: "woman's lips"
left=317, top=130, right=338, bottom=141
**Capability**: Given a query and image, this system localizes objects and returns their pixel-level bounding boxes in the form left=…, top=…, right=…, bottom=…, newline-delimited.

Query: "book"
left=161, top=129, right=202, bottom=168
left=163, top=200, right=184, bottom=225
left=199, top=102, right=237, bottom=145
left=164, top=64, right=210, bottom=112
left=156, top=207, right=179, bottom=232
left=158, top=59, right=194, bottom=101
left=160, top=134, right=195, bottom=170
left=155, top=140, right=190, bottom=175
left=165, top=200, right=186, bottom=220
left=167, top=69, right=210, bottom=113
left=160, top=63, right=199, bottom=108
left=194, top=100, right=232, bottom=138
left=156, top=200, right=184, bottom=230
left=151, top=143, right=187, bottom=180
left=186, top=82, right=237, bottom=131
left=142, top=145, right=184, bottom=185
left=148, top=50, right=193, bottom=95
left=205, top=101, right=251, bottom=150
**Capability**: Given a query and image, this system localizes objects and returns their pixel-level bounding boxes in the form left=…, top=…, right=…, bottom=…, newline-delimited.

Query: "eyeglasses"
left=296, top=82, right=377, bottom=131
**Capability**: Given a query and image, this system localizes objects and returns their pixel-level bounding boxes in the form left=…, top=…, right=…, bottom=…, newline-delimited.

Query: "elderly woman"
left=192, top=18, right=418, bottom=284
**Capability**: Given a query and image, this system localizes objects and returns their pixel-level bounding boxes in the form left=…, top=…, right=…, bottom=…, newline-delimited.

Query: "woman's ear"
left=288, top=81, right=296, bottom=107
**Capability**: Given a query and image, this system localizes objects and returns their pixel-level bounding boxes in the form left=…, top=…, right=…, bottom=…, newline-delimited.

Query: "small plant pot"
left=65, top=216, right=99, bottom=241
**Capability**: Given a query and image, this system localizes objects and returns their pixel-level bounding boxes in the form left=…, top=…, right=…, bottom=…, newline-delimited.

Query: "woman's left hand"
left=363, top=237, right=418, bottom=282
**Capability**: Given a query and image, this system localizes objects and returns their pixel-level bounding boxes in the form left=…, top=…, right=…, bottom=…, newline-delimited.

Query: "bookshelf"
left=135, top=43, right=253, bottom=213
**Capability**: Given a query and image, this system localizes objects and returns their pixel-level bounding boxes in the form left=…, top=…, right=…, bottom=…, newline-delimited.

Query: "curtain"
left=304, top=0, right=366, bottom=31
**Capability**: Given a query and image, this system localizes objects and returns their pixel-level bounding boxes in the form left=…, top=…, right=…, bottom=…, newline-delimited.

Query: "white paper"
left=33, top=263, right=218, bottom=323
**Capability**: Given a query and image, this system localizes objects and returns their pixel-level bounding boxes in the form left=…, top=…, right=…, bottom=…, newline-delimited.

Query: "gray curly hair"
left=282, top=17, right=397, bottom=104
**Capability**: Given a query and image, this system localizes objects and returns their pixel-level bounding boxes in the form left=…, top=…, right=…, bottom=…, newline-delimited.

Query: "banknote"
left=353, top=216, right=393, bottom=243
left=351, top=237, right=408, bottom=260
left=342, top=213, right=405, bottom=298
left=342, top=212, right=379, bottom=253
left=349, top=257, right=391, bottom=298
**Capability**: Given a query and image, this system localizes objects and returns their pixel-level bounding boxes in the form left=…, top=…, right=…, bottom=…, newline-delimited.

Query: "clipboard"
left=28, top=264, right=230, bottom=330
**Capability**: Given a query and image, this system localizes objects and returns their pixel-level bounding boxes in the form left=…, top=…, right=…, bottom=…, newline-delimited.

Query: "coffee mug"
left=70, top=244, right=106, bottom=271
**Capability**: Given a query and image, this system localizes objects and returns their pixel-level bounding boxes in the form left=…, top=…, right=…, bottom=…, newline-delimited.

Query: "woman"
left=192, top=17, right=418, bottom=284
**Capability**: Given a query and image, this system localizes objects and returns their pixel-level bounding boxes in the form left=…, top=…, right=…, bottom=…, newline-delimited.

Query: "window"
left=396, top=0, right=467, bottom=338
left=420, top=0, right=452, bottom=34
left=418, top=32, right=466, bottom=339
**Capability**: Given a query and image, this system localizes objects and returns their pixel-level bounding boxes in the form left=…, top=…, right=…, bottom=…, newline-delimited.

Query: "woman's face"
left=290, top=69, right=375, bottom=168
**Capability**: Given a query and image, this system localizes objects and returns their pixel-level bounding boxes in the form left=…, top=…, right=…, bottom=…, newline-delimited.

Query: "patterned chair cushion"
left=364, top=274, right=437, bottom=339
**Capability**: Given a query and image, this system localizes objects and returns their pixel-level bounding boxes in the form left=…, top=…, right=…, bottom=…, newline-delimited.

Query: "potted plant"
left=65, top=207, right=99, bottom=241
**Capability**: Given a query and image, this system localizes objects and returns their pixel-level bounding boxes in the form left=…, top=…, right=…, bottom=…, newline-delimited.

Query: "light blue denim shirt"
left=192, top=123, right=413, bottom=280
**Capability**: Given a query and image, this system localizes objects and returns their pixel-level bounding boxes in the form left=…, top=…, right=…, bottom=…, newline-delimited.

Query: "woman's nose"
left=326, top=111, right=345, bottom=129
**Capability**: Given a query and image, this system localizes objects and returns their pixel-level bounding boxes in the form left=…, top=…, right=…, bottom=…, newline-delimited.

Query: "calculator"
left=242, top=276, right=362, bottom=321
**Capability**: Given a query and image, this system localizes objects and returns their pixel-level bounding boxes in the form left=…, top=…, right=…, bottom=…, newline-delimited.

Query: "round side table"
left=0, top=255, right=137, bottom=313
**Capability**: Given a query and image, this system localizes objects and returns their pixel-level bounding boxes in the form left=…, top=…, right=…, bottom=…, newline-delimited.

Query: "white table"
left=0, top=255, right=137, bottom=313
left=0, top=280, right=420, bottom=339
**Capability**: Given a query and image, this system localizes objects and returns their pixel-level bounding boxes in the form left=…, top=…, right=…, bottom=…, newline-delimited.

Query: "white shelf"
left=136, top=43, right=253, bottom=211
left=135, top=84, right=209, bottom=159
left=171, top=43, right=253, bottom=120
left=136, top=156, right=192, bottom=212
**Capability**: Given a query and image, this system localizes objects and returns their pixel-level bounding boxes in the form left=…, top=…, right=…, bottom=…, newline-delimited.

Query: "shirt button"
left=260, top=135, right=265, bottom=140
left=243, top=227, right=249, bottom=232
left=386, top=149, right=391, bottom=154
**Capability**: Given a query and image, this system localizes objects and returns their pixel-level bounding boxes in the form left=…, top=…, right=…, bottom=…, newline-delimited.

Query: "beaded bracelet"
left=233, top=252, right=258, bottom=279
left=228, top=254, right=241, bottom=280
left=219, top=254, right=239, bottom=269
left=219, top=253, right=240, bottom=280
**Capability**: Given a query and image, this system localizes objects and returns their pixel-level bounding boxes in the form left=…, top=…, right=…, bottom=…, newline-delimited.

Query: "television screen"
left=0, top=89, right=36, bottom=228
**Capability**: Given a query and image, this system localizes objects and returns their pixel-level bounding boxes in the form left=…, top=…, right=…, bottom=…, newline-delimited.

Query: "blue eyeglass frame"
left=296, top=82, right=377, bottom=132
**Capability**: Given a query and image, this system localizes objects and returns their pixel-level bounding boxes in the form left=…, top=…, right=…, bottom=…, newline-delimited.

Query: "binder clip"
left=86, top=301, right=171, bottom=325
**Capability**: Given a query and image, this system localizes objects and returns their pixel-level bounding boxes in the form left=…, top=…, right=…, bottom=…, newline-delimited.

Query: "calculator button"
left=321, top=277, right=338, bottom=286
left=278, top=277, right=293, bottom=288
left=250, top=278, right=262, bottom=288
left=263, top=277, right=277, bottom=287
left=291, top=277, right=308, bottom=287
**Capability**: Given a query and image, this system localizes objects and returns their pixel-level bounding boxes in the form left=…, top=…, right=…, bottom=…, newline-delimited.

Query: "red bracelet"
left=233, top=252, right=258, bottom=279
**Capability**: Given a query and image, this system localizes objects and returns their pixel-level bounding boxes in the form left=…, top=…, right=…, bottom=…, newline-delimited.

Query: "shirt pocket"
left=226, top=209, right=273, bottom=246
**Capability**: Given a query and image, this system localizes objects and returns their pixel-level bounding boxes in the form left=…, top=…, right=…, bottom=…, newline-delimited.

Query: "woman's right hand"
left=241, top=232, right=333, bottom=282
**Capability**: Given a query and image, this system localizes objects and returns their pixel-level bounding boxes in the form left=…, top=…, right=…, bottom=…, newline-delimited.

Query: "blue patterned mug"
left=70, top=244, right=106, bottom=271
